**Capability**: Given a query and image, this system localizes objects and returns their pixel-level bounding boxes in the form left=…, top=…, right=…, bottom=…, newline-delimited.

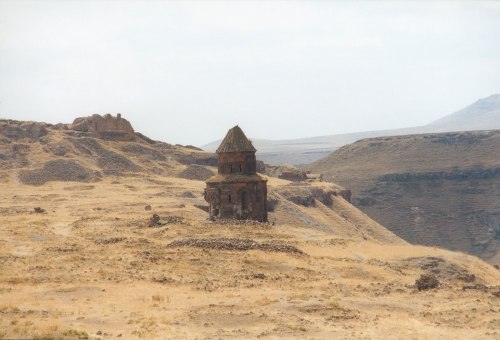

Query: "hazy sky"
left=1, top=1, right=500, bottom=146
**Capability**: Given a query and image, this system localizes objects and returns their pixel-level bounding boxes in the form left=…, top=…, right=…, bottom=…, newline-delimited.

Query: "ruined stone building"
left=71, top=114, right=136, bottom=141
left=204, top=126, right=268, bottom=221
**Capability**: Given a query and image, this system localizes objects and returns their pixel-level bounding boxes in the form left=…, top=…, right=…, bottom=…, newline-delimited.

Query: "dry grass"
left=0, top=173, right=499, bottom=339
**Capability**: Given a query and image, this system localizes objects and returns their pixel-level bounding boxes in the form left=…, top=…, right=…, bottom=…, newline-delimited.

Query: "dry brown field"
left=1, top=172, right=499, bottom=339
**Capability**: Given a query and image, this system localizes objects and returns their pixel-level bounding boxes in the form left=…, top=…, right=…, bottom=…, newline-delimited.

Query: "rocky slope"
left=0, top=115, right=217, bottom=183
left=306, top=130, right=500, bottom=265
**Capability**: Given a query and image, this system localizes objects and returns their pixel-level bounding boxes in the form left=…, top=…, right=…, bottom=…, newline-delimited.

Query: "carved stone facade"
left=204, top=126, right=267, bottom=221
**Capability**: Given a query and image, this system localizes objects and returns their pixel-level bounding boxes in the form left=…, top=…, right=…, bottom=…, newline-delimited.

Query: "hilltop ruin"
left=71, top=113, right=136, bottom=141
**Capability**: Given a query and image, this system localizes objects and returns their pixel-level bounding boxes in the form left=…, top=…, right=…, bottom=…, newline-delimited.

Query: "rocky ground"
left=0, top=173, right=499, bottom=339
left=1, top=118, right=499, bottom=339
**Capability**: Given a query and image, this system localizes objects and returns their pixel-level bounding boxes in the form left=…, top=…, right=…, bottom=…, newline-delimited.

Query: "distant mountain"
left=202, top=94, right=500, bottom=165
left=203, top=127, right=422, bottom=166
left=426, top=94, right=500, bottom=132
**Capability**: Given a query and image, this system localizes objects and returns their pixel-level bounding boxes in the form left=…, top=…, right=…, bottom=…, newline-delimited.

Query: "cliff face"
left=71, top=113, right=136, bottom=141
left=306, top=130, right=500, bottom=265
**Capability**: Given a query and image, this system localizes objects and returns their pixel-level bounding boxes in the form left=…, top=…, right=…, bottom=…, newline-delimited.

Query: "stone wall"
left=71, top=114, right=135, bottom=141
left=205, top=178, right=267, bottom=222
left=217, top=151, right=257, bottom=175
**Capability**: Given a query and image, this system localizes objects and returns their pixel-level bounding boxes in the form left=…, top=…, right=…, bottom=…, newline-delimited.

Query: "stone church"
left=204, top=126, right=268, bottom=221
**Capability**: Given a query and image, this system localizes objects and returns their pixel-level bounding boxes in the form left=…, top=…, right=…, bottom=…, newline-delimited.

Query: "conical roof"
left=216, top=125, right=256, bottom=153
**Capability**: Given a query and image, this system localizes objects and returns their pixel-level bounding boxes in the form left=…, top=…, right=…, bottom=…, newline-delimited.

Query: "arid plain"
left=1, top=118, right=499, bottom=339
left=1, top=173, right=500, bottom=339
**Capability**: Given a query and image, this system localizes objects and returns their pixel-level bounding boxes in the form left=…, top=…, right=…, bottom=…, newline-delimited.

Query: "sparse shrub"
left=152, top=294, right=164, bottom=302
left=415, top=273, right=439, bottom=291
left=456, top=273, right=476, bottom=282
left=62, top=329, right=89, bottom=339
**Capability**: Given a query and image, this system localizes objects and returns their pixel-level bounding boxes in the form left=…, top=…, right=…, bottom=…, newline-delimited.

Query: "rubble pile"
left=178, top=164, right=215, bottom=181
left=19, top=159, right=101, bottom=185
left=205, top=218, right=271, bottom=227
left=167, top=237, right=303, bottom=254
left=148, top=214, right=183, bottom=227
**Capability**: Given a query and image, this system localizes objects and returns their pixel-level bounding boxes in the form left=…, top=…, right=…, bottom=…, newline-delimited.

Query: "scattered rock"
left=405, top=256, right=475, bottom=282
left=144, top=205, right=152, bottom=211
left=415, top=273, right=439, bottom=291
left=181, top=191, right=196, bottom=198
left=34, top=207, right=45, bottom=213
left=70, top=138, right=140, bottom=175
left=178, top=164, right=215, bottom=181
left=174, top=153, right=217, bottom=166
left=167, top=238, right=303, bottom=254
left=152, top=275, right=173, bottom=284
left=0, top=143, right=30, bottom=169
left=95, top=237, right=126, bottom=245
left=205, top=218, right=270, bottom=227
left=0, top=120, right=48, bottom=141
left=462, top=284, right=488, bottom=292
left=278, top=186, right=335, bottom=207
left=148, top=214, right=161, bottom=227
left=456, top=273, right=476, bottom=282
left=121, top=143, right=166, bottom=161
left=19, top=159, right=101, bottom=185
left=45, top=141, right=73, bottom=156
left=148, top=214, right=182, bottom=227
